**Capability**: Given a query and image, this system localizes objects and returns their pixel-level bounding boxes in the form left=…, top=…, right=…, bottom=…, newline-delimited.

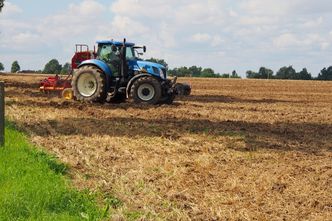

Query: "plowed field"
left=2, top=73, right=332, bottom=220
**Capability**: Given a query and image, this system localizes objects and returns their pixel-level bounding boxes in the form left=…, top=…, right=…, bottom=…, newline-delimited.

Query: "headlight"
left=159, top=68, right=165, bottom=79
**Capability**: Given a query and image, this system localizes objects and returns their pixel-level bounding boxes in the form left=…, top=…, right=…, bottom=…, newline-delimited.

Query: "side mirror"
left=143, top=46, right=146, bottom=53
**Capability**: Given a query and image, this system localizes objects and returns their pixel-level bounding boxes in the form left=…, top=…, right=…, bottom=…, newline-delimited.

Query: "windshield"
left=126, top=46, right=135, bottom=60
left=97, top=44, right=136, bottom=60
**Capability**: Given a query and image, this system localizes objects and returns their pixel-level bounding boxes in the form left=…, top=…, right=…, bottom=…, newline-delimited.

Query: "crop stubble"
left=2, top=74, right=332, bottom=220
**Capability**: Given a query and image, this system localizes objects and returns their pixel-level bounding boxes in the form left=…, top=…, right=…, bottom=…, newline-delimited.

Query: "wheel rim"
left=137, top=83, right=155, bottom=101
left=77, top=72, right=97, bottom=97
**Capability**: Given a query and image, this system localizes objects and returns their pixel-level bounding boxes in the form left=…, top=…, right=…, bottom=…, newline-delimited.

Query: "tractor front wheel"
left=72, top=66, right=107, bottom=102
left=130, top=77, right=162, bottom=104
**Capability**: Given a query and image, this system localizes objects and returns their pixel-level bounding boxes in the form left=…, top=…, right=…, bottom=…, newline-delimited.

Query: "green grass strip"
left=0, top=122, right=103, bottom=221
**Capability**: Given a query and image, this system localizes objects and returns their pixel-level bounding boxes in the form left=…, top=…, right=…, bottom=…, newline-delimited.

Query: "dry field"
left=1, top=73, right=332, bottom=220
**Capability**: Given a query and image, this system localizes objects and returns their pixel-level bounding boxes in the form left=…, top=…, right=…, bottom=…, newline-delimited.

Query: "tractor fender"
left=78, top=59, right=112, bottom=77
left=78, top=59, right=112, bottom=90
left=126, top=73, right=154, bottom=98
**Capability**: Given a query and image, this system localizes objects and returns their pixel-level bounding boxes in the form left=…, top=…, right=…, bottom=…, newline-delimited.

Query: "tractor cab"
left=95, top=41, right=153, bottom=77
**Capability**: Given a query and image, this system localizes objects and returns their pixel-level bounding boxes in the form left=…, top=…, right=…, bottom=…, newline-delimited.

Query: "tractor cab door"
left=98, top=44, right=121, bottom=77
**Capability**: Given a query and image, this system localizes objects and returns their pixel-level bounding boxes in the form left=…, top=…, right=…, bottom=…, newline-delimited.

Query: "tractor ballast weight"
left=71, top=38, right=190, bottom=104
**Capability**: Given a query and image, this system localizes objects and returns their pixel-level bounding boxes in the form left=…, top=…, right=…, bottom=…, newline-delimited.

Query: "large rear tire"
left=72, top=66, right=107, bottom=102
left=130, top=76, right=162, bottom=104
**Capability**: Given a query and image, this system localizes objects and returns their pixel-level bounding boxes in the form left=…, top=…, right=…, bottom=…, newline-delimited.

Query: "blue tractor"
left=71, top=39, right=185, bottom=104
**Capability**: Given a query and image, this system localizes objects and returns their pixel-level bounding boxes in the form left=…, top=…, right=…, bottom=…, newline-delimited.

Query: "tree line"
left=246, top=66, right=332, bottom=81
left=0, top=60, right=70, bottom=75
left=1, top=58, right=331, bottom=81
left=146, top=58, right=241, bottom=78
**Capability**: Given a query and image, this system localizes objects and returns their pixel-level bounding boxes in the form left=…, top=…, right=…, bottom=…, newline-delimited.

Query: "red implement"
left=39, top=74, right=72, bottom=93
left=39, top=44, right=96, bottom=97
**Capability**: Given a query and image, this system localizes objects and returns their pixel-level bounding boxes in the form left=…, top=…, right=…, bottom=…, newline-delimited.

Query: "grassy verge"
left=0, top=122, right=104, bottom=221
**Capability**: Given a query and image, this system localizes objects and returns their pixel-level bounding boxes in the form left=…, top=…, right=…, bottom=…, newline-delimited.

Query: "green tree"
left=169, top=66, right=221, bottom=78
left=231, top=70, right=241, bottom=78
left=275, top=66, right=296, bottom=79
left=146, top=58, right=168, bottom=69
left=247, top=67, right=273, bottom=79
left=43, top=59, right=62, bottom=74
left=11, top=61, right=20, bottom=73
left=246, top=70, right=259, bottom=79
left=188, top=66, right=202, bottom=77
left=298, top=68, right=312, bottom=80
left=170, top=66, right=192, bottom=77
left=0, top=62, right=4, bottom=71
left=201, top=68, right=216, bottom=77
left=317, top=66, right=332, bottom=81
left=221, top=73, right=230, bottom=78
left=258, top=67, right=274, bottom=79
left=61, top=62, right=71, bottom=74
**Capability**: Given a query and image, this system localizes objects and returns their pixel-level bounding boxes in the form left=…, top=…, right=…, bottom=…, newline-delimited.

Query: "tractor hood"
left=128, top=60, right=166, bottom=79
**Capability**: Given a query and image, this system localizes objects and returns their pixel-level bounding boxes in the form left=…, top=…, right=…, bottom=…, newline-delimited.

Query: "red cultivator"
left=39, top=74, right=73, bottom=99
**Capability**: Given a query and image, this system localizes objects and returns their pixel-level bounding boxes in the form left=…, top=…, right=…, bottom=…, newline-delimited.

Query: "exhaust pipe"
left=121, top=38, right=127, bottom=79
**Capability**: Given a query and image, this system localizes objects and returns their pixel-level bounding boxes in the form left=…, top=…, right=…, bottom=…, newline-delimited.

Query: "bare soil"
left=2, top=73, right=332, bottom=220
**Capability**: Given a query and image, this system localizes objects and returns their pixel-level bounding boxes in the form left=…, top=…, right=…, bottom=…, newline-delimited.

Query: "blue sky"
left=1, top=0, right=332, bottom=77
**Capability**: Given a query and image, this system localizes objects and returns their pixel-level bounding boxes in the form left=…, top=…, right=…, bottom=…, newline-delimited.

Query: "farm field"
left=1, top=73, right=332, bottom=220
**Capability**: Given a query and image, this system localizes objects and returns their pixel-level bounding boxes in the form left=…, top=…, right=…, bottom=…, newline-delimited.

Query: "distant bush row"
left=168, top=65, right=332, bottom=81
left=246, top=66, right=332, bottom=81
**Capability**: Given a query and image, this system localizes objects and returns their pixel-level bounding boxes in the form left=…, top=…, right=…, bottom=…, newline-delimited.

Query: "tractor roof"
left=96, top=40, right=135, bottom=47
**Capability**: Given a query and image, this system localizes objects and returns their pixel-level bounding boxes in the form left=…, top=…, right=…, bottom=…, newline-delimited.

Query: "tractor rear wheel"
left=130, top=76, right=162, bottom=104
left=72, top=66, right=107, bottom=102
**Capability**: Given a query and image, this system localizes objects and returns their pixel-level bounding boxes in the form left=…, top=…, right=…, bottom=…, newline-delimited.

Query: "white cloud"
left=110, top=15, right=150, bottom=37
left=273, top=33, right=300, bottom=48
left=240, top=0, right=295, bottom=16
left=68, top=0, right=104, bottom=15
left=211, top=36, right=223, bottom=47
left=12, top=32, right=39, bottom=44
left=320, top=42, right=330, bottom=50
left=273, top=33, right=331, bottom=50
left=191, top=33, right=212, bottom=42
left=191, top=33, right=223, bottom=47
left=239, top=16, right=279, bottom=25
left=229, top=9, right=238, bottom=17
left=111, top=0, right=175, bottom=20
left=302, top=17, right=324, bottom=28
